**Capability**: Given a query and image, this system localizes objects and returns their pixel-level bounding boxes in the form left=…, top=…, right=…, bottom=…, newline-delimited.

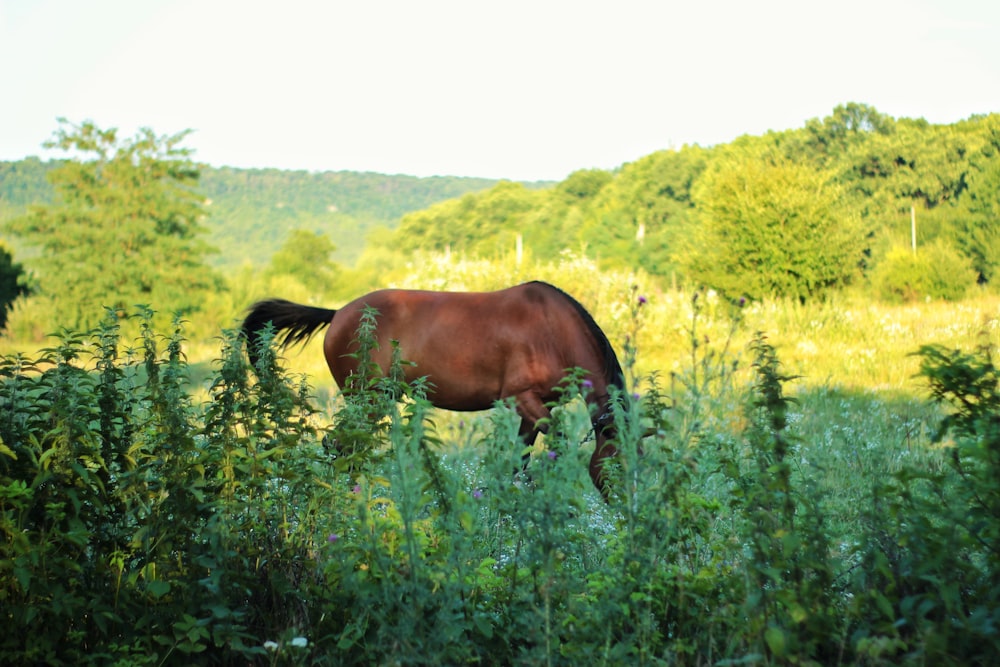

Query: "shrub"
left=871, top=240, right=978, bottom=302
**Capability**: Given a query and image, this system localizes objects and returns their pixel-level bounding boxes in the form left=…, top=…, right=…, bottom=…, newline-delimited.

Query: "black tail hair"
left=241, top=299, right=337, bottom=367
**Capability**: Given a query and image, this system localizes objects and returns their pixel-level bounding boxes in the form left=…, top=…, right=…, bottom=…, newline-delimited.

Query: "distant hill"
left=196, top=167, right=509, bottom=268
left=0, top=158, right=539, bottom=268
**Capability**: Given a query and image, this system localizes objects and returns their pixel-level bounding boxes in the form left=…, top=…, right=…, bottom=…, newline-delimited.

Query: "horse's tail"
left=241, top=299, right=338, bottom=367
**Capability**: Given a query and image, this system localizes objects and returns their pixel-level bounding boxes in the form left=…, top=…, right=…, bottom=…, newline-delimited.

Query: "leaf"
left=764, top=625, right=787, bottom=657
left=874, top=591, right=896, bottom=621
left=0, top=440, right=16, bottom=460
left=147, top=580, right=171, bottom=599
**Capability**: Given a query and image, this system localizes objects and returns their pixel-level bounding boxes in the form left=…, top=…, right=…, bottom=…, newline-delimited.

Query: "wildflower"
left=264, top=640, right=279, bottom=652
left=547, top=450, right=557, bottom=460
left=638, top=294, right=648, bottom=305
left=582, top=379, right=593, bottom=391
left=473, top=489, right=483, bottom=499
left=352, top=484, right=361, bottom=494
left=327, top=533, right=338, bottom=543
left=290, top=637, right=309, bottom=648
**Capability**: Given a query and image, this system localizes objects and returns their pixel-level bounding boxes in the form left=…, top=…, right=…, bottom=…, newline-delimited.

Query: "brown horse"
left=241, top=281, right=624, bottom=496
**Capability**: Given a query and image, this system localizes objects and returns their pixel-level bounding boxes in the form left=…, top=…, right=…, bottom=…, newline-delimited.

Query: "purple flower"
left=352, top=484, right=361, bottom=494
left=473, top=489, right=483, bottom=499
left=738, top=296, right=746, bottom=307
left=327, top=533, right=339, bottom=543
left=582, top=379, right=593, bottom=390
left=547, top=450, right=558, bottom=460
left=638, top=295, right=648, bottom=305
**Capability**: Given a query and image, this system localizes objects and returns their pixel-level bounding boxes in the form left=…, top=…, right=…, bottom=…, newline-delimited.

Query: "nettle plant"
left=0, top=308, right=331, bottom=665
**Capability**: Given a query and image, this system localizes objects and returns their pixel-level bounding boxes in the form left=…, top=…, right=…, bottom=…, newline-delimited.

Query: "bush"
left=0, top=308, right=327, bottom=664
left=687, top=150, right=867, bottom=302
left=871, top=240, right=978, bottom=302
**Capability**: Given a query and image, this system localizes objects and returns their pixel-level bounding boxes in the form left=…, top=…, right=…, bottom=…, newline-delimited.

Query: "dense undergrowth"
left=1, top=302, right=998, bottom=665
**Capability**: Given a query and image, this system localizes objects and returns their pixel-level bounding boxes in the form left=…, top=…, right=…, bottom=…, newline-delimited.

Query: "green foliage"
left=687, top=148, right=867, bottom=302
left=0, top=242, right=28, bottom=331
left=796, top=103, right=895, bottom=166
left=5, top=108, right=1000, bottom=310
left=361, top=108, right=1000, bottom=301
left=393, top=180, right=546, bottom=257
left=0, top=308, right=326, bottom=664
left=197, top=167, right=508, bottom=269
left=0, top=158, right=510, bottom=272
left=951, top=122, right=1000, bottom=282
left=5, top=120, right=223, bottom=331
left=4, top=108, right=1000, bottom=664
left=0, top=157, right=57, bottom=214
left=871, top=240, right=978, bottom=302
left=3, top=293, right=997, bottom=665
left=262, top=229, right=341, bottom=299
left=843, top=342, right=1000, bottom=664
left=722, top=335, right=843, bottom=662
left=583, top=146, right=708, bottom=280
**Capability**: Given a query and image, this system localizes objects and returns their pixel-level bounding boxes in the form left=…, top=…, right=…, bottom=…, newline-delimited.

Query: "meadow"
left=2, top=254, right=999, bottom=665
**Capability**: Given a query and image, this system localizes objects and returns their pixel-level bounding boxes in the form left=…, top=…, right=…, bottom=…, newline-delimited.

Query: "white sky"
left=2, top=0, right=998, bottom=181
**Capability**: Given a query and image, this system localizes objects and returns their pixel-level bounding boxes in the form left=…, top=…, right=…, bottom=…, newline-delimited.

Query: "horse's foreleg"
left=513, top=391, right=550, bottom=472
left=589, top=424, right=619, bottom=501
left=517, top=420, right=540, bottom=472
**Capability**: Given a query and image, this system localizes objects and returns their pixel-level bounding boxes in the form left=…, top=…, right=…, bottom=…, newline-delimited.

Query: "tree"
left=584, top=146, right=709, bottom=279
left=685, top=148, right=868, bottom=302
left=7, top=120, right=221, bottom=329
left=264, top=229, right=340, bottom=297
left=952, top=119, right=1000, bottom=283
left=798, top=102, right=894, bottom=165
left=0, top=243, right=28, bottom=331
left=392, top=181, right=542, bottom=257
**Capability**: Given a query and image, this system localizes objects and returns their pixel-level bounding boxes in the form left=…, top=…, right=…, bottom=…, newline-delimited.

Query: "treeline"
left=376, top=103, right=1000, bottom=303
left=2, top=106, right=999, bottom=342
left=197, top=168, right=512, bottom=267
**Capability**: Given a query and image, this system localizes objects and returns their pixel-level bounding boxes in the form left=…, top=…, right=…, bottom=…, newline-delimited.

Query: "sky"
left=2, top=0, right=999, bottom=182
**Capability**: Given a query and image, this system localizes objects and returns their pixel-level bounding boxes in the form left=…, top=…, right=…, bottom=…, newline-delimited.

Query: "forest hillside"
left=0, top=158, right=521, bottom=268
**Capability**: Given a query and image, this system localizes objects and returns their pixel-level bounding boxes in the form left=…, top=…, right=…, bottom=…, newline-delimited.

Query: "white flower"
left=263, top=640, right=279, bottom=652
left=290, top=636, right=309, bottom=648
